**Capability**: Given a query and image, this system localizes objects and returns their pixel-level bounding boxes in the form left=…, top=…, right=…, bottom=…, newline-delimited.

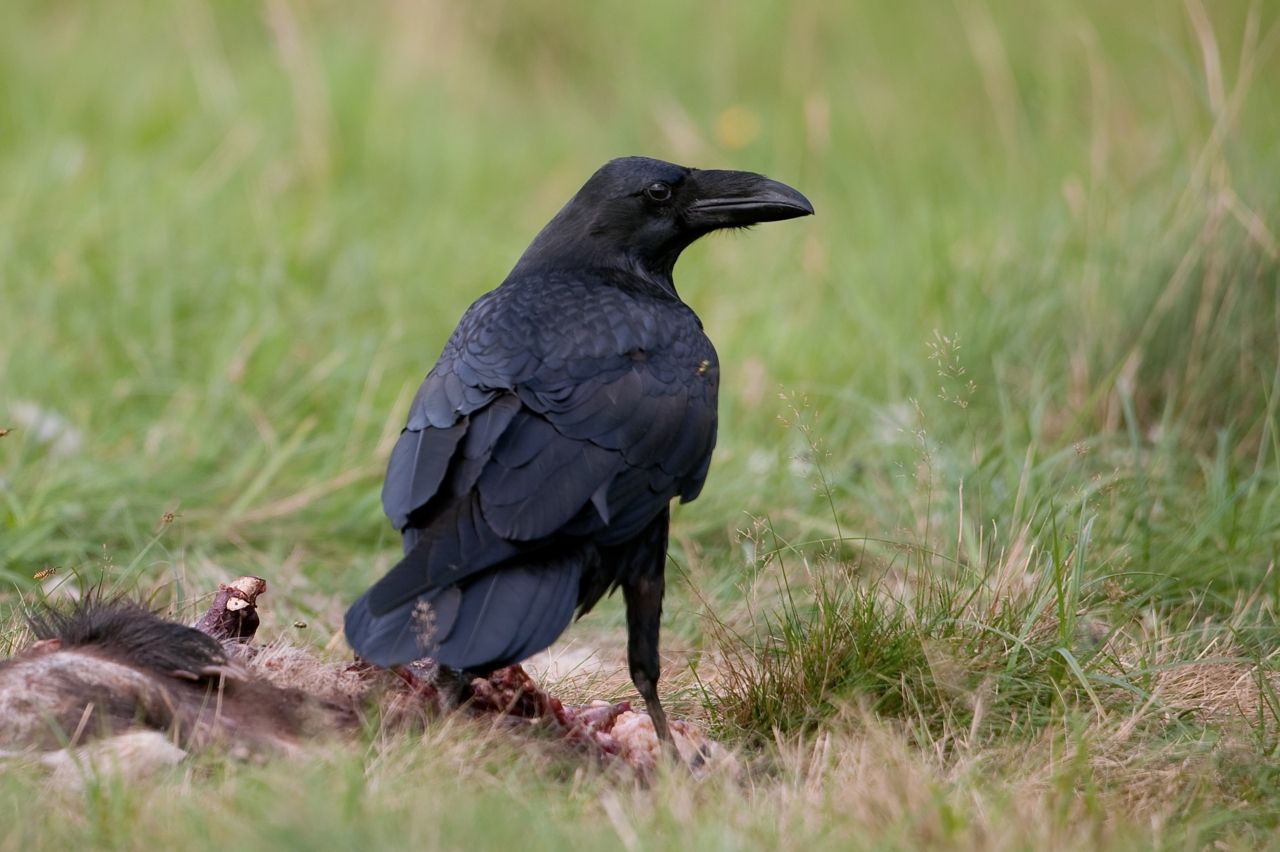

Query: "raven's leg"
left=623, top=572, right=675, bottom=748
left=618, top=508, right=680, bottom=759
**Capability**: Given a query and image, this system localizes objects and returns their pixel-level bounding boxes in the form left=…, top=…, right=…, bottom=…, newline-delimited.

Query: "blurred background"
left=4, top=4, right=1280, bottom=844
left=0, top=1, right=1276, bottom=639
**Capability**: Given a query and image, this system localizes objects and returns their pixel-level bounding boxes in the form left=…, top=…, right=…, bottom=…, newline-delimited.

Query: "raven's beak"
left=686, top=169, right=814, bottom=229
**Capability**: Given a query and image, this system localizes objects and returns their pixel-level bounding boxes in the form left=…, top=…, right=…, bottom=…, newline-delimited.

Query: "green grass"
left=2, top=0, right=1279, bottom=848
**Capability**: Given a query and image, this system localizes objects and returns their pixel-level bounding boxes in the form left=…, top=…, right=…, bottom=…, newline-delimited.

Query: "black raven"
left=345, top=156, right=812, bottom=743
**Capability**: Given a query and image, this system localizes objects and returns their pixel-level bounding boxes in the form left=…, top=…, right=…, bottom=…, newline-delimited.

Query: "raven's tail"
left=343, top=548, right=585, bottom=671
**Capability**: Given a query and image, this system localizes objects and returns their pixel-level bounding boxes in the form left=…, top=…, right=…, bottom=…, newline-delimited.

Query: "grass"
left=2, top=0, right=1279, bottom=848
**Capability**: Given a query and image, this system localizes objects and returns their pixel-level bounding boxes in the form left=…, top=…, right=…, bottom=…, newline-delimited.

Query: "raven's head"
left=516, top=156, right=814, bottom=286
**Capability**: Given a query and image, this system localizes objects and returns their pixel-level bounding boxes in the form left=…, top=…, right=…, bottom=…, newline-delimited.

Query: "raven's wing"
left=346, top=275, right=718, bottom=669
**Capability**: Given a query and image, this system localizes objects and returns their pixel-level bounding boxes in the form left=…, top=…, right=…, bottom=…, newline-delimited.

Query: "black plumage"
left=345, top=156, right=812, bottom=742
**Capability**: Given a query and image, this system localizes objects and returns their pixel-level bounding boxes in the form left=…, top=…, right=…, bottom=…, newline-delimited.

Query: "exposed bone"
left=610, top=711, right=736, bottom=774
left=193, top=576, right=267, bottom=642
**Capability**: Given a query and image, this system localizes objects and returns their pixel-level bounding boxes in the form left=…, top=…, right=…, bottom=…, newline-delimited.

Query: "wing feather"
left=348, top=271, right=719, bottom=670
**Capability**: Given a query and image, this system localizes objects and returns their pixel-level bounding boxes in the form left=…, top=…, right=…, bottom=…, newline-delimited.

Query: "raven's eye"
left=644, top=182, right=672, bottom=202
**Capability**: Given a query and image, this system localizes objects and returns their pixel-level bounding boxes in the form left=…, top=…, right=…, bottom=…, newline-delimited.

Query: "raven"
left=345, top=156, right=812, bottom=743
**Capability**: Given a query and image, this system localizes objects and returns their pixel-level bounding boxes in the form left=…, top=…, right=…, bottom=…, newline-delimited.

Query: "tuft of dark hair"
left=26, top=594, right=228, bottom=678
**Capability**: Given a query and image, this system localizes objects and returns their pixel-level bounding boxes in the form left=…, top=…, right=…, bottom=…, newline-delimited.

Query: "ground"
left=1, top=1, right=1279, bottom=849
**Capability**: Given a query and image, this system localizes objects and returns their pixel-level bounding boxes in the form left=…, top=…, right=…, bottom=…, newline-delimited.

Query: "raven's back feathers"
left=346, top=270, right=718, bottom=671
